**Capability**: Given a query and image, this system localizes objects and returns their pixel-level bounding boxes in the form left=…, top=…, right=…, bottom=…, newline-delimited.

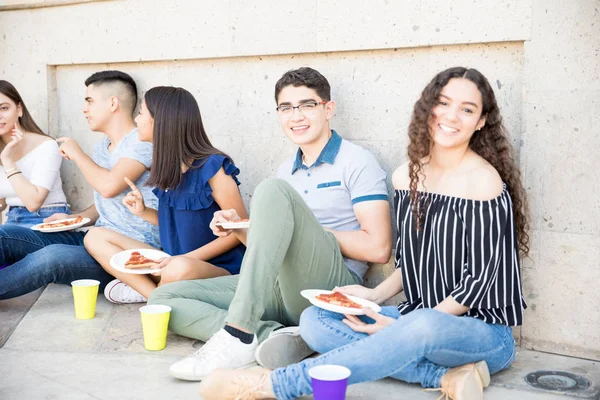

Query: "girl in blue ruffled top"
left=84, top=86, right=247, bottom=304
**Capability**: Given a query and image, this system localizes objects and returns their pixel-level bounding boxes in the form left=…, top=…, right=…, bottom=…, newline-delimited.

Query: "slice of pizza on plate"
left=124, top=251, right=160, bottom=269
left=315, top=291, right=362, bottom=309
left=38, top=215, right=83, bottom=229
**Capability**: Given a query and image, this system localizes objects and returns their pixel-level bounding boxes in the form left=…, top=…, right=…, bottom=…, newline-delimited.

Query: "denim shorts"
left=5, top=204, right=71, bottom=228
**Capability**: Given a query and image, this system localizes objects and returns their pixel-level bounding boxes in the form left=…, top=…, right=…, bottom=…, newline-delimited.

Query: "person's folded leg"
left=299, top=305, right=400, bottom=354
left=272, top=308, right=515, bottom=400
left=148, top=276, right=239, bottom=342
left=227, top=178, right=358, bottom=334
left=181, top=179, right=360, bottom=379
left=149, top=275, right=287, bottom=381
left=189, top=178, right=359, bottom=375
left=0, top=224, right=85, bottom=265
left=0, top=244, right=112, bottom=300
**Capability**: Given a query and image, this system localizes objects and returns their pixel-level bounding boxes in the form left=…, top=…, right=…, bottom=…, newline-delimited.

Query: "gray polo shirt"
left=276, top=130, right=388, bottom=279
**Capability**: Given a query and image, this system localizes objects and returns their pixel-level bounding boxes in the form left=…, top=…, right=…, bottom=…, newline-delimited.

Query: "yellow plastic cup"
left=139, top=304, right=172, bottom=351
left=71, top=279, right=100, bottom=320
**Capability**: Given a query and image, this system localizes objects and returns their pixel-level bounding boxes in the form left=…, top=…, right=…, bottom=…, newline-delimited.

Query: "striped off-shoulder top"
left=394, top=184, right=527, bottom=326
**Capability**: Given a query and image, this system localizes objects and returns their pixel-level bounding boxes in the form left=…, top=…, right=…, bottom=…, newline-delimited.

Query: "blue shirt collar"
left=291, top=130, right=342, bottom=174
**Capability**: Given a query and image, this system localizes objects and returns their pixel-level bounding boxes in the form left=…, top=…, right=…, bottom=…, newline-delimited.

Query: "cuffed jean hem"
left=428, top=365, right=448, bottom=389
left=271, top=369, right=298, bottom=400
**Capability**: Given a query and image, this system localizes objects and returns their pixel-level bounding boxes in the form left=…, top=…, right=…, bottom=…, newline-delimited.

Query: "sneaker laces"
left=117, top=283, right=146, bottom=303
left=189, top=330, right=231, bottom=363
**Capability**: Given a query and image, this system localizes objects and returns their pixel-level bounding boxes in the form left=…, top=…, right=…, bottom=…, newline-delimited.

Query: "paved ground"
left=1, top=284, right=598, bottom=400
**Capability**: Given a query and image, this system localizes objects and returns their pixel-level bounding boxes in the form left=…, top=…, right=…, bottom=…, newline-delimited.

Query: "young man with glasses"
left=149, top=67, right=392, bottom=380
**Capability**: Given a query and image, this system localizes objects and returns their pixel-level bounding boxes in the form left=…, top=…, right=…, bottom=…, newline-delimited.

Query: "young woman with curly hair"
left=197, top=66, right=529, bottom=400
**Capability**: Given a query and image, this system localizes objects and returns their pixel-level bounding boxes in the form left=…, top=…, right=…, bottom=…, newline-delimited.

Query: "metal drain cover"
left=525, top=370, right=590, bottom=392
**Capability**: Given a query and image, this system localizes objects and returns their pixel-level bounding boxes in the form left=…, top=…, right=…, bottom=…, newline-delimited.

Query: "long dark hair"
left=144, top=86, right=232, bottom=190
left=407, top=67, right=530, bottom=257
left=0, top=80, right=47, bottom=137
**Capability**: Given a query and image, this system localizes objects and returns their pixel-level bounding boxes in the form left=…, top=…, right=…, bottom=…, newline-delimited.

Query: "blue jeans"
left=0, top=224, right=113, bottom=300
left=5, top=204, right=71, bottom=228
left=271, top=306, right=516, bottom=400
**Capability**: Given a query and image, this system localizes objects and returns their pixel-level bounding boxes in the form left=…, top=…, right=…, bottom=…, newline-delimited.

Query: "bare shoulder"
left=28, top=132, right=52, bottom=144
left=466, top=158, right=504, bottom=200
left=208, top=166, right=236, bottom=188
left=25, top=133, right=54, bottom=153
left=392, top=161, right=410, bottom=190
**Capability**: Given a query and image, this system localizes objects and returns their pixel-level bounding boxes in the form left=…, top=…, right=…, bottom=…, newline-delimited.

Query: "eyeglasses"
left=276, top=101, right=328, bottom=116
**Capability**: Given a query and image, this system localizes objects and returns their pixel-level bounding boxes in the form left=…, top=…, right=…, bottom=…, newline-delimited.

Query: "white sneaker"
left=169, top=328, right=258, bottom=381
left=254, top=326, right=315, bottom=369
left=103, top=279, right=146, bottom=304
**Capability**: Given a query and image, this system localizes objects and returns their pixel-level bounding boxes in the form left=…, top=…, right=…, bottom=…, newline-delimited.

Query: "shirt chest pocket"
left=314, top=181, right=348, bottom=207
left=316, top=181, right=342, bottom=189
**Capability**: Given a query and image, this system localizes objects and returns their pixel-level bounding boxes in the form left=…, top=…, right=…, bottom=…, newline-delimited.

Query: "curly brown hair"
left=407, top=67, right=530, bottom=257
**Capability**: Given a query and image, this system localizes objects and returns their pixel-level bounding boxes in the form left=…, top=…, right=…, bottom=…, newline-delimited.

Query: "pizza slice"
left=315, top=291, right=363, bottom=309
left=124, top=251, right=159, bottom=269
left=67, top=215, right=83, bottom=225
left=39, top=215, right=83, bottom=229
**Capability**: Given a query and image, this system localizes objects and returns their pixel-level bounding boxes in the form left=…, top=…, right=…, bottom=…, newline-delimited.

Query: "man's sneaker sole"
left=169, top=361, right=258, bottom=381
left=254, top=333, right=315, bottom=369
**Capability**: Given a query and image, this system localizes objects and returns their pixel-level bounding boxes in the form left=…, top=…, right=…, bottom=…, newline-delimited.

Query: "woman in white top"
left=0, top=80, right=69, bottom=227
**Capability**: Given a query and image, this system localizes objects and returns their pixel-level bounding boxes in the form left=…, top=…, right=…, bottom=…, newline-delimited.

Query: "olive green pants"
left=149, top=178, right=360, bottom=342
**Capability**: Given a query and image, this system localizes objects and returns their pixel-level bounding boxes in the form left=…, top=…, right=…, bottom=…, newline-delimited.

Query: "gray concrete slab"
left=0, top=284, right=597, bottom=400
left=0, top=287, right=43, bottom=348
left=3, top=284, right=197, bottom=356
left=0, top=348, right=198, bottom=400
left=493, top=349, right=599, bottom=399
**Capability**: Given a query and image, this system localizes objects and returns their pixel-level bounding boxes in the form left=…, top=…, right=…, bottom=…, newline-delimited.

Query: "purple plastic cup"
left=309, top=365, right=352, bottom=400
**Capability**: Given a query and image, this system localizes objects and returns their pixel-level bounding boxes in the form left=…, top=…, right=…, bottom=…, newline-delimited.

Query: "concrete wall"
left=52, top=44, right=524, bottom=210
left=0, top=0, right=598, bottom=360
left=519, top=0, right=600, bottom=361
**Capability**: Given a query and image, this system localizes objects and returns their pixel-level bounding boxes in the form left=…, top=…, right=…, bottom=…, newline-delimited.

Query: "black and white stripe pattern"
left=394, top=184, right=527, bottom=326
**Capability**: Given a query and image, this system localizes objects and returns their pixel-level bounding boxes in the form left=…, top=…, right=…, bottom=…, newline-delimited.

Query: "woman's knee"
left=158, top=258, right=192, bottom=285
left=299, top=306, right=345, bottom=352
left=83, top=227, right=110, bottom=250
left=402, top=309, right=447, bottom=343
left=159, top=269, right=180, bottom=285
left=299, top=306, right=322, bottom=350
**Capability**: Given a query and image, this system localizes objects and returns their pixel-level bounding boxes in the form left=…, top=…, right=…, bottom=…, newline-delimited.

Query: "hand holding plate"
left=342, top=307, right=395, bottom=335
left=210, top=209, right=240, bottom=236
